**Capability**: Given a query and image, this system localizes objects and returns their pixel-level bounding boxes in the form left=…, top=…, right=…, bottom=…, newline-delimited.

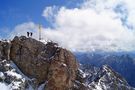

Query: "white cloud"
left=124, top=0, right=135, bottom=28
left=8, top=0, right=135, bottom=52
left=41, top=0, right=135, bottom=52
left=42, top=6, right=59, bottom=23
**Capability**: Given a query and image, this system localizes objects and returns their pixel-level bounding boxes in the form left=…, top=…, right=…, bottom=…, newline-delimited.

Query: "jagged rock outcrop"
left=0, top=40, right=11, bottom=60
left=46, top=48, right=78, bottom=90
left=10, top=36, right=79, bottom=90
left=75, top=64, right=135, bottom=90
left=10, top=36, right=48, bottom=85
left=0, top=59, right=26, bottom=90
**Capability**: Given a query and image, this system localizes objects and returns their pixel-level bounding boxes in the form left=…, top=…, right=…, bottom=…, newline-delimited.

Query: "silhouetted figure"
left=30, top=32, right=33, bottom=37
left=27, top=32, right=30, bottom=37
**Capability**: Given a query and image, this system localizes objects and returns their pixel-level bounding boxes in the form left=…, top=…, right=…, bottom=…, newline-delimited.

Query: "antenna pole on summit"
left=38, top=24, right=42, bottom=40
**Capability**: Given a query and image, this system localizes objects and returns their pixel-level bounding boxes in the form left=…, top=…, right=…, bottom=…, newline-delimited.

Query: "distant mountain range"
left=75, top=52, right=135, bottom=87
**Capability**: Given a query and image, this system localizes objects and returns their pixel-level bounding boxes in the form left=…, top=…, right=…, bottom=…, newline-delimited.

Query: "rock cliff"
left=8, top=36, right=78, bottom=90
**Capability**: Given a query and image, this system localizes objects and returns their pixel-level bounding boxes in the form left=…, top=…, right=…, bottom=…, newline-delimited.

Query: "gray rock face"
left=9, top=36, right=79, bottom=90
left=10, top=36, right=49, bottom=84
left=46, top=48, right=79, bottom=90
left=0, top=40, right=11, bottom=60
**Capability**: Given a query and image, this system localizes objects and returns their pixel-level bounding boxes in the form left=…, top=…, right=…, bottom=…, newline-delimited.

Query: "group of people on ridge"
left=27, top=32, right=33, bottom=37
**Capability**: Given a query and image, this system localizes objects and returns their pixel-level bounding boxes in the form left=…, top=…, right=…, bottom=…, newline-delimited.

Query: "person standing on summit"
left=27, top=32, right=29, bottom=37
left=30, top=32, right=33, bottom=37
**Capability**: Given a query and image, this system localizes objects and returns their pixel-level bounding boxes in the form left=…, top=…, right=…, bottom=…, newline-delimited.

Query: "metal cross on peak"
left=38, top=24, right=42, bottom=41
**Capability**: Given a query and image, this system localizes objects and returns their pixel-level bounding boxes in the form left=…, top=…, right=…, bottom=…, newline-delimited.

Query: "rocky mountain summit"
left=76, top=64, right=135, bottom=90
left=0, top=36, right=134, bottom=90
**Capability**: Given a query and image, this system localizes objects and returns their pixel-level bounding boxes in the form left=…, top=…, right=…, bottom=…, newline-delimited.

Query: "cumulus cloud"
left=9, top=0, right=135, bottom=52
left=41, top=0, right=135, bottom=52
left=82, top=0, right=135, bottom=29
left=42, top=6, right=59, bottom=23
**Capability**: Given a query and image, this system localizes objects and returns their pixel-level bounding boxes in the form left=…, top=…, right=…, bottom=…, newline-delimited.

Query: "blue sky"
left=0, top=0, right=82, bottom=31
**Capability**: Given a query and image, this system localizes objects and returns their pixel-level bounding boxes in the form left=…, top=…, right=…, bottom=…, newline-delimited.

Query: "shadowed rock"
left=0, top=40, right=11, bottom=60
